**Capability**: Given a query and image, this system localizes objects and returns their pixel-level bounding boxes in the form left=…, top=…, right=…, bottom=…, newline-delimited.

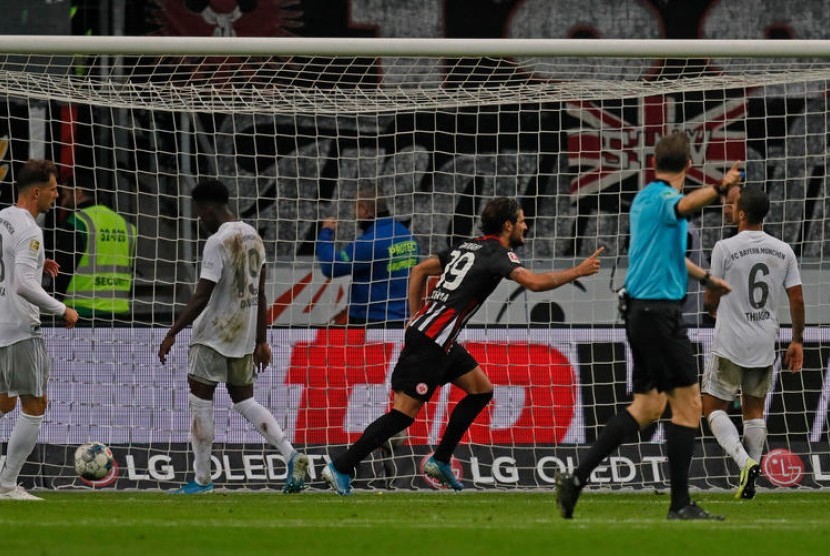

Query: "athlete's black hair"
left=480, top=197, right=520, bottom=235
left=191, top=179, right=230, bottom=205
left=737, top=186, right=770, bottom=225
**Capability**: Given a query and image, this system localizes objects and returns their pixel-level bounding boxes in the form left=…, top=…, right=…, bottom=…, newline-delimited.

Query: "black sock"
left=574, top=410, right=640, bottom=485
left=433, top=392, right=493, bottom=463
left=333, top=409, right=414, bottom=475
left=666, top=422, right=697, bottom=511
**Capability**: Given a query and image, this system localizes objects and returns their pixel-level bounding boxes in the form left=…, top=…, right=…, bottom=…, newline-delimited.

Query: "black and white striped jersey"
left=410, top=235, right=523, bottom=350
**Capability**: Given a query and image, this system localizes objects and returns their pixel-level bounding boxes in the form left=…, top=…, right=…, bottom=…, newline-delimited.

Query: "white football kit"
left=189, top=220, right=265, bottom=359
left=709, top=230, right=801, bottom=368
left=0, top=206, right=65, bottom=346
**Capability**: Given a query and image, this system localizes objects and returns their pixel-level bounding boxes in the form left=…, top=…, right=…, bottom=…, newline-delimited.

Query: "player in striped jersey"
left=702, top=186, right=804, bottom=500
left=323, top=197, right=603, bottom=494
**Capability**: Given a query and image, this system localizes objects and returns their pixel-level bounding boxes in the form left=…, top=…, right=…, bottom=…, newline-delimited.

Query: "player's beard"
left=509, top=232, right=525, bottom=249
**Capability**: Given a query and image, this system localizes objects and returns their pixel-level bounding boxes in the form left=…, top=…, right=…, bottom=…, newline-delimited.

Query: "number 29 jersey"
left=710, top=230, right=801, bottom=367
left=410, top=235, right=523, bottom=350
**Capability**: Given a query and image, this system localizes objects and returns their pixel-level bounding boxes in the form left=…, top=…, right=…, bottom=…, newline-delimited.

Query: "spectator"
left=315, top=185, right=418, bottom=325
left=52, top=175, right=136, bottom=319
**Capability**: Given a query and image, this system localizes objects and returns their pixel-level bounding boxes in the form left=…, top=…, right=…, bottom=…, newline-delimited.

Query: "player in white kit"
left=0, top=160, right=79, bottom=500
left=703, top=186, right=804, bottom=500
left=158, top=180, right=308, bottom=494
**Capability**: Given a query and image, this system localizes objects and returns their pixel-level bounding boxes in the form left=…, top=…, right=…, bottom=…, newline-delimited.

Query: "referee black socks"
left=666, top=422, right=697, bottom=511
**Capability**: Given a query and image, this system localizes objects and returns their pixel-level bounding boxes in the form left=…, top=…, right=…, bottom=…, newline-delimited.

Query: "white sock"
left=0, top=412, right=43, bottom=489
left=743, top=418, right=767, bottom=463
left=707, top=409, right=750, bottom=469
left=233, top=398, right=294, bottom=457
left=189, top=394, right=214, bottom=486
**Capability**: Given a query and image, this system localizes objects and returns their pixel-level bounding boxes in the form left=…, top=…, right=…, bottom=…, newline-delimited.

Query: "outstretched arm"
left=158, top=278, right=216, bottom=364
left=508, top=247, right=603, bottom=293
left=676, top=161, right=742, bottom=217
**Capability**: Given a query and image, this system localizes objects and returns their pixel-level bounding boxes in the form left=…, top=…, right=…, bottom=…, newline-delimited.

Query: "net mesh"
left=0, top=41, right=826, bottom=491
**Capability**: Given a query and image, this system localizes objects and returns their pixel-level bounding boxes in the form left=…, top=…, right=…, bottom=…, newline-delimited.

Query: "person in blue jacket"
left=316, top=186, right=419, bottom=326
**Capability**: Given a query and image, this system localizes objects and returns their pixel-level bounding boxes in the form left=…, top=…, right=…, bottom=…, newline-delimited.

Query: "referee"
left=556, top=131, right=741, bottom=520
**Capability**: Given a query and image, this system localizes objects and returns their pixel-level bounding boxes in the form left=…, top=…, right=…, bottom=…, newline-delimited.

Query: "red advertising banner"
left=284, top=329, right=580, bottom=445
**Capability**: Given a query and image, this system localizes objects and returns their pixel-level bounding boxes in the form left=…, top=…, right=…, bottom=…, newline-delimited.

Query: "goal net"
left=0, top=37, right=827, bottom=492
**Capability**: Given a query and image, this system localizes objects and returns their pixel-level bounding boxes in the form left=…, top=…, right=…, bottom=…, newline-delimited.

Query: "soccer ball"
left=74, top=442, right=115, bottom=481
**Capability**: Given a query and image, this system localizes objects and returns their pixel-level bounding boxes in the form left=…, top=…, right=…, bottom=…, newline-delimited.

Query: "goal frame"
left=0, top=35, right=827, bottom=493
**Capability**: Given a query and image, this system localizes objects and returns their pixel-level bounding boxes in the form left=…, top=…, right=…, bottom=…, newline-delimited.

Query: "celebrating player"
left=0, top=160, right=79, bottom=501
left=555, top=132, right=740, bottom=520
left=158, top=179, right=308, bottom=494
left=322, top=197, right=603, bottom=495
left=702, top=186, right=804, bottom=500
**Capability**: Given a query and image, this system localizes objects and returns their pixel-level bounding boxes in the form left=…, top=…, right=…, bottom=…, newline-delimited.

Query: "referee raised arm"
left=556, top=131, right=741, bottom=521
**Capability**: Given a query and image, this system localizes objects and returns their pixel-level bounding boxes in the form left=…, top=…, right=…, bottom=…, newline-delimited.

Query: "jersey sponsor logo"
left=28, top=239, right=40, bottom=252
left=508, top=252, right=521, bottom=264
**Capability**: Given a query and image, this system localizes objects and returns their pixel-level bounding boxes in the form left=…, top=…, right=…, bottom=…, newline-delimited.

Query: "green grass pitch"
left=3, top=491, right=829, bottom=555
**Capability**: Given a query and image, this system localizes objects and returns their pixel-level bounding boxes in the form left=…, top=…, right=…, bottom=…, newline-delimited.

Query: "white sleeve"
left=783, top=246, right=802, bottom=289
left=710, top=241, right=725, bottom=278
left=15, top=262, right=66, bottom=315
left=199, top=236, right=223, bottom=283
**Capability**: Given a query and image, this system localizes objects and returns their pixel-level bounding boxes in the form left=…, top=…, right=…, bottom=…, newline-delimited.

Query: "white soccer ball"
left=74, top=442, right=115, bottom=481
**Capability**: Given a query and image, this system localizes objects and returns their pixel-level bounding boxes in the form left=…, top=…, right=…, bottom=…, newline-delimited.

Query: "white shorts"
left=0, top=337, right=50, bottom=397
left=701, top=354, right=773, bottom=401
left=188, top=344, right=254, bottom=386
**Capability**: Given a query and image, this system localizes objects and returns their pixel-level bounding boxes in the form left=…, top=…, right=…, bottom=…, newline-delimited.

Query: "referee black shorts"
left=390, top=328, right=479, bottom=402
left=625, top=299, right=698, bottom=393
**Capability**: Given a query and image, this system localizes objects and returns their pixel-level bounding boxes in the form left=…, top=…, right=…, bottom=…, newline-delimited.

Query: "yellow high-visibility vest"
left=65, top=205, right=136, bottom=315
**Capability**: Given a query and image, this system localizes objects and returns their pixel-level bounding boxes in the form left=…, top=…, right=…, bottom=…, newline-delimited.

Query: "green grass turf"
left=2, top=491, right=829, bottom=556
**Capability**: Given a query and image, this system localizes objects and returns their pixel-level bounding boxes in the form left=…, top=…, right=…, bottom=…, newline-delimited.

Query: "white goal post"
left=0, top=36, right=827, bottom=492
